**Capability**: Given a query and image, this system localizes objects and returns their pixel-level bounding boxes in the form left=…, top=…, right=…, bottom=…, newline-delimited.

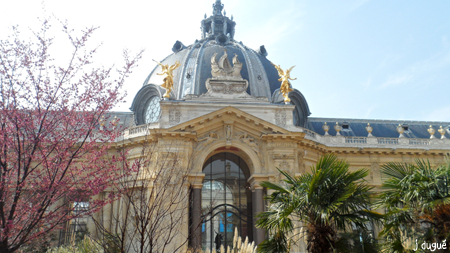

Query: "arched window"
left=289, top=90, right=311, bottom=128
left=144, top=96, right=161, bottom=124
left=201, top=153, right=252, bottom=251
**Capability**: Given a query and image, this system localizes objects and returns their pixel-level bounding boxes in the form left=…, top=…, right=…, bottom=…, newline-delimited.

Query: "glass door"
left=201, top=153, right=252, bottom=252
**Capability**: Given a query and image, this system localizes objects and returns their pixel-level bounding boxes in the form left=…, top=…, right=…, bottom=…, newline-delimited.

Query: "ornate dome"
left=131, top=0, right=310, bottom=127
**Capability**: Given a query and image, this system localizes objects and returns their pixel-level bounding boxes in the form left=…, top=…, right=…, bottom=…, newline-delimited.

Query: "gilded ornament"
left=334, top=122, right=341, bottom=136
left=366, top=123, right=374, bottom=137
left=438, top=126, right=447, bottom=139
left=428, top=125, right=436, bottom=139
left=271, top=62, right=296, bottom=103
left=396, top=124, right=404, bottom=138
left=153, top=59, right=181, bottom=99
left=322, top=122, right=330, bottom=136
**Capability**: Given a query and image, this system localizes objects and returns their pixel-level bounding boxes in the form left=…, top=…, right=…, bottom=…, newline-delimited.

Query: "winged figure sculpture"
left=271, top=62, right=296, bottom=103
left=153, top=59, right=181, bottom=99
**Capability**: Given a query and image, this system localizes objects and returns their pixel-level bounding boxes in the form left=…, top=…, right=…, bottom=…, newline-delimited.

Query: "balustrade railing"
left=345, top=137, right=367, bottom=144
left=377, top=138, right=399, bottom=145
left=409, top=138, right=430, bottom=145
left=303, top=129, right=316, bottom=139
left=123, top=125, right=444, bottom=149
left=128, top=125, right=148, bottom=135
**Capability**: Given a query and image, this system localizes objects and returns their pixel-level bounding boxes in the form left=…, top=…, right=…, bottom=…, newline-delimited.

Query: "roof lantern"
left=201, top=0, right=236, bottom=40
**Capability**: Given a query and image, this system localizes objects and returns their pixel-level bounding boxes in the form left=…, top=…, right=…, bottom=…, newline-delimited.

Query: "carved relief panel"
left=169, top=107, right=181, bottom=126
left=275, top=109, right=287, bottom=127
left=271, top=154, right=295, bottom=183
left=234, top=131, right=266, bottom=173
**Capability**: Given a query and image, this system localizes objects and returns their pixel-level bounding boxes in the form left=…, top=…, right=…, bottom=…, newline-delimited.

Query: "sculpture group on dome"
left=210, top=51, right=243, bottom=80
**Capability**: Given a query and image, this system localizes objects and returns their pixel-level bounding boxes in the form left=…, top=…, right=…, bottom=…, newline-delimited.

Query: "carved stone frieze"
left=224, top=124, right=234, bottom=146
left=275, top=109, right=287, bottom=127
left=279, top=161, right=291, bottom=170
left=205, top=79, right=250, bottom=96
left=169, top=107, right=181, bottom=125
left=272, top=154, right=295, bottom=160
left=276, top=161, right=292, bottom=182
left=236, top=131, right=266, bottom=172
left=158, top=139, right=186, bottom=147
left=267, top=141, right=296, bottom=151
left=237, top=132, right=258, bottom=150
left=196, top=131, right=219, bottom=150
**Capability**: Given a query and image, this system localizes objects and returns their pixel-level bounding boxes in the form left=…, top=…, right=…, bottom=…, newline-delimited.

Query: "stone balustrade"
left=123, top=125, right=150, bottom=138
left=303, top=129, right=450, bottom=150
left=122, top=122, right=449, bottom=150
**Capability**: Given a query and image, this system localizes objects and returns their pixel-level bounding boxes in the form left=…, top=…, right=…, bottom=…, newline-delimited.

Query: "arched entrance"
left=201, top=152, right=253, bottom=251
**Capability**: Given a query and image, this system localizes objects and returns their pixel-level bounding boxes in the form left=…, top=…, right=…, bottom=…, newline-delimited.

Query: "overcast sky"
left=1, top=0, right=450, bottom=122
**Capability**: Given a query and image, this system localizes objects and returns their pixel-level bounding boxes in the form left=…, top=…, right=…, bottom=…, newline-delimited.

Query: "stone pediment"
left=167, top=106, right=289, bottom=135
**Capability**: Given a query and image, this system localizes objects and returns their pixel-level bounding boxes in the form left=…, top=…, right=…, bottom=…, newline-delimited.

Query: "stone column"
left=191, top=184, right=203, bottom=249
left=252, top=185, right=266, bottom=245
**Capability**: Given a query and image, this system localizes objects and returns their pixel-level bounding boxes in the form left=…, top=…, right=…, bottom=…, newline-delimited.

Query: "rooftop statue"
left=153, top=60, right=181, bottom=99
left=271, top=63, right=296, bottom=103
left=213, top=0, right=224, bottom=16
left=211, top=51, right=243, bottom=80
left=198, top=49, right=250, bottom=99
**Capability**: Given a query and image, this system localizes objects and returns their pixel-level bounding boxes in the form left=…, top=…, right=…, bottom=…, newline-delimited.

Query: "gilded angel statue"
left=271, top=62, right=296, bottom=103
left=153, top=59, right=181, bottom=99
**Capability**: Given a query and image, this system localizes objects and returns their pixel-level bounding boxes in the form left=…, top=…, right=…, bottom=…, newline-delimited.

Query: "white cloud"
left=378, top=45, right=450, bottom=89
left=380, top=73, right=414, bottom=88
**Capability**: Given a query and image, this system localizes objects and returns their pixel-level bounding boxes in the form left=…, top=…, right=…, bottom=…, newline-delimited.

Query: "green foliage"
left=101, top=234, right=121, bottom=253
left=46, top=236, right=103, bottom=253
left=257, top=154, right=380, bottom=253
left=20, top=233, right=58, bottom=253
left=377, top=158, right=450, bottom=252
left=257, top=230, right=290, bottom=253
left=335, top=230, right=379, bottom=253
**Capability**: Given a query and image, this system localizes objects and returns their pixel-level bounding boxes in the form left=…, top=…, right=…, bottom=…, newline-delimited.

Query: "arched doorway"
left=201, top=152, right=253, bottom=251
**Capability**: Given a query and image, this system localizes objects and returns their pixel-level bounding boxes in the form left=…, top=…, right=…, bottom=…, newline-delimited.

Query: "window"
left=201, top=153, right=252, bottom=252
left=59, top=201, right=90, bottom=245
left=71, top=201, right=89, bottom=233
left=145, top=96, right=161, bottom=124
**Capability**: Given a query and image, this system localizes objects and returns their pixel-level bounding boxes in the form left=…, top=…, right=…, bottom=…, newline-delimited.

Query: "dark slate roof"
left=131, top=0, right=311, bottom=127
left=307, top=117, right=450, bottom=139
left=142, top=40, right=281, bottom=101
left=140, top=0, right=283, bottom=102
left=107, top=111, right=135, bottom=129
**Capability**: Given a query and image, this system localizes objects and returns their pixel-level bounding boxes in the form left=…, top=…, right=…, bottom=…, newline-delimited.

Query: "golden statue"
left=153, top=59, right=181, bottom=99
left=271, top=62, right=296, bottom=103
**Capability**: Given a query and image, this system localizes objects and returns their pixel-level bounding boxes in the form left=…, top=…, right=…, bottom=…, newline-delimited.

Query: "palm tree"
left=377, top=158, right=450, bottom=252
left=256, top=154, right=380, bottom=253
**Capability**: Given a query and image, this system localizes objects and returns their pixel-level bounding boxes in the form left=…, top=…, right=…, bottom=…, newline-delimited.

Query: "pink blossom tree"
left=0, top=19, right=141, bottom=252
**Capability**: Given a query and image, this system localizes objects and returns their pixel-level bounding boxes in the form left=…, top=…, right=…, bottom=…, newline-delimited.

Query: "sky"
left=1, top=0, right=450, bottom=122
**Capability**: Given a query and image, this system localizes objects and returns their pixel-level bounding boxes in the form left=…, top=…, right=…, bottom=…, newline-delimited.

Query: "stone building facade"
left=82, top=1, right=450, bottom=252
